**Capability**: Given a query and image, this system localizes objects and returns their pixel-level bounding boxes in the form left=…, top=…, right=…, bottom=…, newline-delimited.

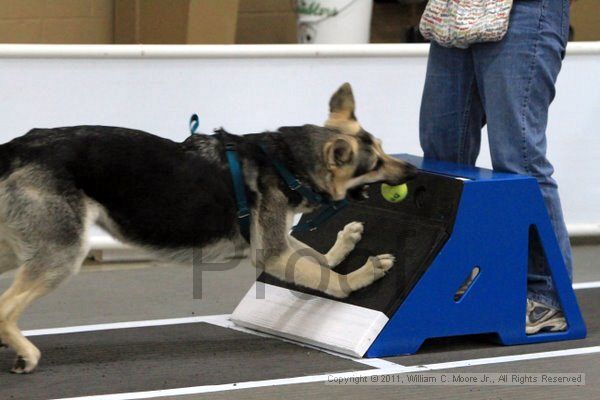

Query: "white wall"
left=0, top=44, right=598, bottom=235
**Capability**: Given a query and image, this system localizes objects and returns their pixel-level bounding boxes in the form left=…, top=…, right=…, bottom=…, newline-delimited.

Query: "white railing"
left=0, top=42, right=598, bottom=59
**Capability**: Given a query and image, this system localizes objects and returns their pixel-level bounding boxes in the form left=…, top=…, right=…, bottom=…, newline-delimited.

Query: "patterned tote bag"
left=419, top=0, right=514, bottom=48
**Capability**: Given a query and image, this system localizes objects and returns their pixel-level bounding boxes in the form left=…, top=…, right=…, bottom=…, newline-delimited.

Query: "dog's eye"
left=372, top=158, right=383, bottom=171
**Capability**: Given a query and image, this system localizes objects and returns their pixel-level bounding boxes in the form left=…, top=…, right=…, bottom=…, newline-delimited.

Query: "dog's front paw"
left=326, top=221, right=364, bottom=268
left=340, top=221, right=364, bottom=244
left=369, top=254, right=395, bottom=280
left=347, top=253, right=395, bottom=292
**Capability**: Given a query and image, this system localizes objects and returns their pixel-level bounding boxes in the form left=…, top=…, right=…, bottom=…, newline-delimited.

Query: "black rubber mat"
left=0, top=322, right=371, bottom=400
left=261, top=173, right=463, bottom=315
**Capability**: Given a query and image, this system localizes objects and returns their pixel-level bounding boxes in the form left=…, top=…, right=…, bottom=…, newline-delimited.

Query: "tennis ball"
left=381, top=183, right=408, bottom=203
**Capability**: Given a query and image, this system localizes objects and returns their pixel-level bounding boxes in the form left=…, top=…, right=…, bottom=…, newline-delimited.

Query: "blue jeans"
left=419, top=0, right=572, bottom=309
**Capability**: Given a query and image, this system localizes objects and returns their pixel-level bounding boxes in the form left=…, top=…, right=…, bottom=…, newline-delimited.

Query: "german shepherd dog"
left=0, top=83, right=416, bottom=373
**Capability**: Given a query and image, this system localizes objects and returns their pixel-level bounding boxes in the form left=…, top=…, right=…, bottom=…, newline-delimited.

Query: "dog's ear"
left=325, top=83, right=361, bottom=135
left=325, top=138, right=354, bottom=169
left=329, top=82, right=356, bottom=119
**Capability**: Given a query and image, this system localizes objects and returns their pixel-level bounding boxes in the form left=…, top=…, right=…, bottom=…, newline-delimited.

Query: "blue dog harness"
left=258, top=144, right=349, bottom=233
left=225, top=143, right=348, bottom=243
left=189, top=114, right=348, bottom=243
left=224, top=143, right=252, bottom=243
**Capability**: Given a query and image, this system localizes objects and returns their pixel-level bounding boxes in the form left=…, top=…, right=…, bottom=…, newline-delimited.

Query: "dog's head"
left=318, top=83, right=417, bottom=201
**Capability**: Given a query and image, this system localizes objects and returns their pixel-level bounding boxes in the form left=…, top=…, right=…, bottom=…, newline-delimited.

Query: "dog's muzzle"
left=385, top=163, right=419, bottom=186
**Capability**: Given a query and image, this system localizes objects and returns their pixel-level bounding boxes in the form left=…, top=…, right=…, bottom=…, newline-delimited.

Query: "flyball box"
left=232, top=155, right=586, bottom=358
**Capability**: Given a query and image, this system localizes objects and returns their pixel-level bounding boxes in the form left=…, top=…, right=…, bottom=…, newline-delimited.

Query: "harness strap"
left=224, top=143, right=251, bottom=243
left=257, top=144, right=348, bottom=232
left=225, top=141, right=349, bottom=242
left=258, top=144, right=324, bottom=205
left=189, top=114, right=200, bottom=135
left=291, top=198, right=348, bottom=232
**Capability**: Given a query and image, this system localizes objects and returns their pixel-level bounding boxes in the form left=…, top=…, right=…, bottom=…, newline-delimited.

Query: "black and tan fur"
left=0, top=83, right=416, bottom=373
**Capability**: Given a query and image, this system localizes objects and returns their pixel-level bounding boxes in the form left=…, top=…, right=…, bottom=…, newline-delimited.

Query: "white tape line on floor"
left=22, top=313, right=398, bottom=370
left=573, top=281, right=600, bottom=290
left=52, top=345, right=600, bottom=400
left=22, top=315, right=231, bottom=337
left=23, top=280, right=599, bottom=371
left=24, top=279, right=598, bottom=338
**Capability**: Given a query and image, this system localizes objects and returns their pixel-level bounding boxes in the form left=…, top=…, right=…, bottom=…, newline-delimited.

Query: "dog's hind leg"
left=0, top=241, right=19, bottom=276
left=0, top=171, right=94, bottom=373
left=0, top=241, right=19, bottom=349
left=0, top=267, right=49, bottom=371
left=0, top=241, right=88, bottom=373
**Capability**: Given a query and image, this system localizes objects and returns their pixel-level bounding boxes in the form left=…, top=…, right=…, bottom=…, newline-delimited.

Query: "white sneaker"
left=526, top=299, right=567, bottom=334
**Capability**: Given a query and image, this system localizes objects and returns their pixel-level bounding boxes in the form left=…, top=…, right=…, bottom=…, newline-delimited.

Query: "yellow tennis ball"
left=381, top=183, right=408, bottom=203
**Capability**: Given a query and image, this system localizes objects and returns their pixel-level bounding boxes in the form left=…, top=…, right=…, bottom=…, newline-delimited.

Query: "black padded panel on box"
left=258, top=172, right=464, bottom=317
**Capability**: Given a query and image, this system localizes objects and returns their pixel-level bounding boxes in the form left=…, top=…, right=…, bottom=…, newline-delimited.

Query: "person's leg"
left=419, top=42, right=484, bottom=165
left=472, top=0, right=572, bottom=312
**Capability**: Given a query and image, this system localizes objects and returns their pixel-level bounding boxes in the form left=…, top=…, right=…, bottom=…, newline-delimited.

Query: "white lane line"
left=23, top=313, right=398, bottom=370
left=421, top=346, right=600, bottom=370
left=22, top=279, right=599, bottom=368
left=23, top=278, right=599, bottom=337
left=23, top=314, right=399, bottom=369
left=573, top=280, right=600, bottom=290
left=21, top=279, right=599, bottom=375
left=49, top=368, right=404, bottom=400
left=352, top=357, right=402, bottom=369
left=23, top=315, right=230, bottom=337
left=52, top=346, right=600, bottom=400
left=23, top=314, right=399, bottom=368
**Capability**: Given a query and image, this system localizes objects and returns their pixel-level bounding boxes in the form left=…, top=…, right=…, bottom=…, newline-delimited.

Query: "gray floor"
left=571, top=245, right=600, bottom=283
left=1, top=323, right=370, bottom=400
left=1, top=245, right=597, bottom=330
left=0, top=244, right=598, bottom=399
left=0, top=259, right=259, bottom=329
